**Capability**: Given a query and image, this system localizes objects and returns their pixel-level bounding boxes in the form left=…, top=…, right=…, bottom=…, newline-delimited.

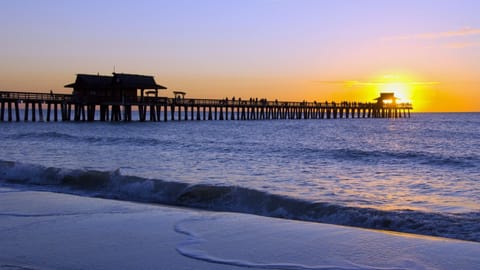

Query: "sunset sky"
left=1, top=0, right=479, bottom=112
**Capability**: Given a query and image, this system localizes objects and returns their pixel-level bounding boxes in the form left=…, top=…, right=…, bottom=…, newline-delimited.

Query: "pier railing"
left=0, top=91, right=72, bottom=102
left=169, top=98, right=413, bottom=110
left=0, top=90, right=413, bottom=109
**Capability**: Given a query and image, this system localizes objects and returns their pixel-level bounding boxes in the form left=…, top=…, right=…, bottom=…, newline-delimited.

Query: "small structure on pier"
left=65, top=73, right=167, bottom=103
left=173, top=91, right=186, bottom=100
left=374, top=92, right=399, bottom=105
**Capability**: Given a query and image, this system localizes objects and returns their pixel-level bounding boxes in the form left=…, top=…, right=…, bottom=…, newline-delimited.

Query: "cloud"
left=383, top=27, right=480, bottom=41
left=312, top=80, right=375, bottom=87
left=444, top=41, right=480, bottom=49
left=312, top=80, right=346, bottom=85
left=313, top=80, right=439, bottom=87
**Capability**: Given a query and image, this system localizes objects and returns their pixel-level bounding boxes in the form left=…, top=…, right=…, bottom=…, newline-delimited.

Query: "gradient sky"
left=1, top=0, right=479, bottom=112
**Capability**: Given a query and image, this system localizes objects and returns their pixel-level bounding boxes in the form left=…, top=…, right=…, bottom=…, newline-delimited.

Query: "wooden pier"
left=0, top=73, right=412, bottom=123
left=0, top=90, right=412, bottom=122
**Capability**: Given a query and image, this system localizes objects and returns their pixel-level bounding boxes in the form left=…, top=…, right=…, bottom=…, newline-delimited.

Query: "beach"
left=1, top=186, right=478, bottom=270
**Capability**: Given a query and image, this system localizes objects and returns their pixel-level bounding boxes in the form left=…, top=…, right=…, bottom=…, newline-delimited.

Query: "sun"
left=335, top=72, right=433, bottom=109
left=380, top=82, right=412, bottom=103
left=339, top=72, right=437, bottom=111
left=377, top=75, right=413, bottom=103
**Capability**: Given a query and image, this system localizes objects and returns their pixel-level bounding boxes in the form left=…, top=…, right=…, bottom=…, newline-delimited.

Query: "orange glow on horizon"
left=315, top=73, right=441, bottom=112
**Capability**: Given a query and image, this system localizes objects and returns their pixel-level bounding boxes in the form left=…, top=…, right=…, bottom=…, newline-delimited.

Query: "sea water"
left=0, top=113, right=479, bottom=241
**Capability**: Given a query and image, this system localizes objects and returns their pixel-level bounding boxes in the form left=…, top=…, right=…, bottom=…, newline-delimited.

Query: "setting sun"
left=378, top=74, right=444, bottom=111
left=380, top=82, right=412, bottom=103
left=369, top=73, right=438, bottom=110
left=328, top=73, right=428, bottom=109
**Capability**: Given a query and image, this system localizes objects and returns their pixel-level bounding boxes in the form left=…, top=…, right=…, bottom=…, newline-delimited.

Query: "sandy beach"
left=1, top=186, right=478, bottom=270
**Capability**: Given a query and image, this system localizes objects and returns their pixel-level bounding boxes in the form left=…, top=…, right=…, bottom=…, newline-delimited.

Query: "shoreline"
left=1, top=186, right=479, bottom=270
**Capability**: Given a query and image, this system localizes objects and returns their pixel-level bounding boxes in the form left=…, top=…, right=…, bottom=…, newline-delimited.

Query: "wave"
left=6, top=131, right=175, bottom=147
left=11, top=131, right=78, bottom=141
left=7, top=131, right=477, bottom=169
left=300, top=148, right=478, bottom=169
left=1, top=160, right=478, bottom=242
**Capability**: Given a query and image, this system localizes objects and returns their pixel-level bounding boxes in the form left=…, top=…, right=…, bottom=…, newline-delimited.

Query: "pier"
left=0, top=73, right=412, bottom=123
left=0, top=91, right=412, bottom=122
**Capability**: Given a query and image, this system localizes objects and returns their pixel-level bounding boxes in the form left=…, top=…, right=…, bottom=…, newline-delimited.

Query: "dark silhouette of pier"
left=0, top=91, right=412, bottom=122
left=0, top=73, right=412, bottom=122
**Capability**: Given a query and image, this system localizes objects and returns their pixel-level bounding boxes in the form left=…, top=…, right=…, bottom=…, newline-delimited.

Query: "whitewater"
left=0, top=113, right=479, bottom=242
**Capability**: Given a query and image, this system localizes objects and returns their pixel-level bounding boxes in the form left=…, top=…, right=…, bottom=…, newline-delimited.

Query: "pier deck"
left=0, top=90, right=412, bottom=122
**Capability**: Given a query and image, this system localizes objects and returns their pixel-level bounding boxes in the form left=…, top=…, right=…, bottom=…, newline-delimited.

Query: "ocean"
left=0, top=113, right=479, bottom=242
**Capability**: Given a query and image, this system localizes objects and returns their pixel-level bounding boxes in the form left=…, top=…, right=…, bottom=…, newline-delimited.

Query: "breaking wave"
left=0, top=159, right=479, bottom=242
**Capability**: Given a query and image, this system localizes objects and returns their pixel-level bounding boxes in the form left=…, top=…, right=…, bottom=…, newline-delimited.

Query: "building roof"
left=374, top=92, right=399, bottom=101
left=113, top=73, right=167, bottom=90
left=65, top=73, right=167, bottom=90
left=64, top=74, right=112, bottom=89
